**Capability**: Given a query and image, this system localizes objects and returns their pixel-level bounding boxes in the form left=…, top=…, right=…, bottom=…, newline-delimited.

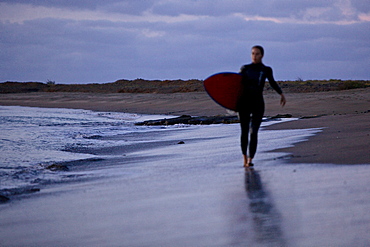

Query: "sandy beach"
left=0, top=88, right=369, bottom=164
left=0, top=88, right=369, bottom=246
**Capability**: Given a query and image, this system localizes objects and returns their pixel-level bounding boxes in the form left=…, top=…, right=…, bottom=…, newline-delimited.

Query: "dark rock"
left=299, top=114, right=326, bottom=119
left=29, top=188, right=41, bottom=193
left=270, top=114, right=292, bottom=118
left=84, top=135, right=103, bottom=139
left=46, top=164, right=69, bottom=171
left=0, top=195, right=10, bottom=203
left=0, top=187, right=40, bottom=199
left=135, top=115, right=240, bottom=126
left=177, top=141, right=185, bottom=144
left=135, top=113, right=296, bottom=126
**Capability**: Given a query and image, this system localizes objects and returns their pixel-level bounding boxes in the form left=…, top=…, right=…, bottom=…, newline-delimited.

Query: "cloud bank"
left=0, top=0, right=369, bottom=83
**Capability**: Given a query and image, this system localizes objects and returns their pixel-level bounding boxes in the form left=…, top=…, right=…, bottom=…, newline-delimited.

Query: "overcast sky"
left=0, top=0, right=369, bottom=83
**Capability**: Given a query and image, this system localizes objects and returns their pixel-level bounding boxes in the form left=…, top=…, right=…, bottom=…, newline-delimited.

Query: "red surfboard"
left=204, top=72, right=243, bottom=111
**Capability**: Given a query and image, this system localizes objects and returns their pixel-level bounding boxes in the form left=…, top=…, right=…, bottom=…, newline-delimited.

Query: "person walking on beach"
left=238, top=45, right=286, bottom=167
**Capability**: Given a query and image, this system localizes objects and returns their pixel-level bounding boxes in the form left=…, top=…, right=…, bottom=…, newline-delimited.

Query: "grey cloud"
left=351, top=0, right=370, bottom=13
left=0, top=1, right=369, bottom=82
left=1, top=19, right=140, bottom=82
left=101, top=0, right=157, bottom=15
left=1, top=0, right=367, bottom=21
left=0, top=0, right=118, bottom=10
left=151, top=0, right=248, bottom=17
left=150, top=0, right=349, bottom=19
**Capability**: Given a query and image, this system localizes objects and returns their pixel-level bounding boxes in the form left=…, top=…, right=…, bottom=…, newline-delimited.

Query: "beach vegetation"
left=337, top=81, right=368, bottom=90
left=1, top=79, right=369, bottom=94
left=46, top=79, right=56, bottom=85
left=295, top=77, right=304, bottom=82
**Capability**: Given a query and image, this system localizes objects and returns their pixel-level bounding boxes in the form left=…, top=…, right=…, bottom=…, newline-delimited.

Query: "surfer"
left=238, top=45, right=286, bottom=167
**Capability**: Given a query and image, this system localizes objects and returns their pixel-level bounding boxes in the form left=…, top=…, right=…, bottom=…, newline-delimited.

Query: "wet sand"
left=0, top=88, right=369, bottom=246
left=0, top=88, right=368, bottom=117
left=0, top=122, right=369, bottom=246
left=0, top=88, right=369, bottom=164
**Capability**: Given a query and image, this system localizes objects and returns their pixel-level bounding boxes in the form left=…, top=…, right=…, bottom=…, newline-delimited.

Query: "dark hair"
left=252, top=45, right=264, bottom=56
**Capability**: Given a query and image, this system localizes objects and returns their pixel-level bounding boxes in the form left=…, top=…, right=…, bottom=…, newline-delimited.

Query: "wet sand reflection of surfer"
left=245, top=168, right=286, bottom=246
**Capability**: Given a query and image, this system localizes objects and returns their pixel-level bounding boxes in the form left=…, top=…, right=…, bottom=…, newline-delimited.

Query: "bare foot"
left=247, top=157, right=254, bottom=167
left=243, top=155, right=248, bottom=167
left=243, top=155, right=253, bottom=167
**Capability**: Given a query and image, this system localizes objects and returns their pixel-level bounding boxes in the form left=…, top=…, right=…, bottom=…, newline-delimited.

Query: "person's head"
left=251, top=45, right=264, bottom=64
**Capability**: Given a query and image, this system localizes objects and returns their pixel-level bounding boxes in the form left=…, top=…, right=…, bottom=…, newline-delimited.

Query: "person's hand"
left=280, top=94, right=286, bottom=107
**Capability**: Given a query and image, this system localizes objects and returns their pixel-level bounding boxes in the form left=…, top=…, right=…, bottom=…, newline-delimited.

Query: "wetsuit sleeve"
left=239, top=65, right=246, bottom=74
left=266, top=67, right=283, bottom=94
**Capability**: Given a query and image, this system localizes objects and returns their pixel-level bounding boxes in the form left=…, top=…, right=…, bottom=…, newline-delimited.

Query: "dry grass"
left=1, top=79, right=369, bottom=94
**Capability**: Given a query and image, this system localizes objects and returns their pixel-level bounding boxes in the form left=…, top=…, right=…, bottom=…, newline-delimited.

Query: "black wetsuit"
left=238, top=63, right=283, bottom=158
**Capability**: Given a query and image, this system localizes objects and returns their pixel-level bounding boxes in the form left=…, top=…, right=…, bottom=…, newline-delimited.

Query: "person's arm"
left=239, top=65, right=247, bottom=74
left=280, top=93, right=286, bottom=107
left=266, top=67, right=286, bottom=107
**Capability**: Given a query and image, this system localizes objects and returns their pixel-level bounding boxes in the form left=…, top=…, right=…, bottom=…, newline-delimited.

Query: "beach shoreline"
left=1, top=89, right=369, bottom=246
left=1, top=88, right=369, bottom=165
left=0, top=111, right=369, bottom=246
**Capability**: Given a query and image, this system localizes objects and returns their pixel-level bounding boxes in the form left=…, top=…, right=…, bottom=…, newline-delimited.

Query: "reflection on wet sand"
left=245, top=168, right=286, bottom=246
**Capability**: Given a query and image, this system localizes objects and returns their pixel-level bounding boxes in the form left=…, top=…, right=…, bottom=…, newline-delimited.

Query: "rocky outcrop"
left=0, top=195, right=10, bottom=203
left=135, top=115, right=239, bottom=126
left=46, top=164, right=69, bottom=171
left=135, top=114, right=292, bottom=126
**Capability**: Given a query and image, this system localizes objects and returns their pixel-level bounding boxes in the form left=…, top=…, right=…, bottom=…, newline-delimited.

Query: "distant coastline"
left=1, top=79, right=369, bottom=94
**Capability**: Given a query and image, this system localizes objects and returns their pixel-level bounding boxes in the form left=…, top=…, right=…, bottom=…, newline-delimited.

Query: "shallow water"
left=0, top=106, right=319, bottom=196
left=4, top=106, right=368, bottom=246
left=0, top=106, right=180, bottom=192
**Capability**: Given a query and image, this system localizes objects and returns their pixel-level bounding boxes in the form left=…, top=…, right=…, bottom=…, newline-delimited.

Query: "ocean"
left=0, top=106, right=178, bottom=193
left=0, top=105, right=320, bottom=197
